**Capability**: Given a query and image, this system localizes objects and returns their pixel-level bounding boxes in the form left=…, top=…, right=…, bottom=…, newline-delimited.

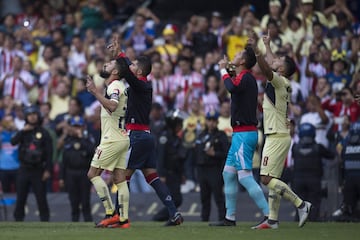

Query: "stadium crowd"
left=0, top=0, right=360, bottom=222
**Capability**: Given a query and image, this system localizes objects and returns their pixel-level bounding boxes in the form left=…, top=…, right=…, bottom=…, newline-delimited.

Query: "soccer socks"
left=238, top=175, right=269, bottom=216
left=268, top=189, right=281, bottom=221
left=267, top=178, right=303, bottom=208
left=116, top=181, right=129, bottom=221
left=147, top=173, right=177, bottom=217
left=90, top=176, right=114, bottom=215
left=223, top=171, right=238, bottom=221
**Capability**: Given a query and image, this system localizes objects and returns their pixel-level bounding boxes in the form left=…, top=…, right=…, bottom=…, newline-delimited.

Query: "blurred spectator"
left=324, top=0, right=354, bottom=26
left=325, top=50, right=351, bottom=92
left=79, top=0, right=105, bottom=34
left=0, top=33, right=26, bottom=75
left=0, top=114, right=19, bottom=193
left=217, top=100, right=232, bottom=141
left=257, top=18, right=286, bottom=55
left=300, top=94, right=332, bottom=147
left=260, top=0, right=290, bottom=33
left=185, top=15, right=218, bottom=57
left=221, top=16, right=247, bottom=61
left=0, top=13, right=19, bottom=34
left=240, top=8, right=261, bottom=35
left=74, top=78, right=96, bottom=109
left=53, top=97, right=83, bottom=137
left=209, top=11, right=225, bottom=48
left=315, top=76, right=331, bottom=101
left=170, top=56, right=204, bottom=111
left=49, top=80, right=71, bottom=120
left=39, top=102, right=54, bottom=129
left=182, top=98, right=205, bottom=192
left=0, top=55, right=34, bottom=105
left=322, top=87, right=360, bottom=132
left=68, top=34, right=87, bottom=80
left=202, top=74, right=220, bottom=114
left=61, top=13, right=79, bottom=44
left=34, top=44, right=54, bottom=75
left=15, top=3, right=39, bottom=32
left=283, top=15, right=306, bottom=54
left=296, top=0, right=330, bottom=39
left=327, top=12, right=353, bottom=51
left=148, top=61, right=169, bottom=108
left=13, top=103, right=25, bottom=130
left=123, top=13, right=155, bottom=56
left=0, top=95, right=16, bottom=120
left=146, top=23, right=182, bottom=65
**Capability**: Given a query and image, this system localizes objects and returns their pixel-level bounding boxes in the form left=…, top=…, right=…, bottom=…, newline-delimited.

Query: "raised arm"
left=86, top=75, right=118, bottom=113
left=248, top=31, right=274, bottom=81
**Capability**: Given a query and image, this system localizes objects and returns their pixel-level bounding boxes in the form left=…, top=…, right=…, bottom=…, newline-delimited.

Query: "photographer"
left=11, top=105, right=53, bottom=221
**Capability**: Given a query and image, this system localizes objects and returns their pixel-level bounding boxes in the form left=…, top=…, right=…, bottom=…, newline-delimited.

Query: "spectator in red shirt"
left=322, top=87, right=360, bottom=131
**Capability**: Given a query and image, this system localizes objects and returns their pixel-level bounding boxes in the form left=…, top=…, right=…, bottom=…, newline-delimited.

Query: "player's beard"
left=100, top=70, right=111, bottom=79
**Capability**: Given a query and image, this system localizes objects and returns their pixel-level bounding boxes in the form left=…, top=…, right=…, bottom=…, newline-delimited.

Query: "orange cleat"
left=95, top=214, right=120, bottom=228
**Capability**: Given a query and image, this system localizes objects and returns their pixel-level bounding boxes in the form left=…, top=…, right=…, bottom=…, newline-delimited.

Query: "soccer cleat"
left=209, top=218, right=236, bottom=227
left=298, top=201, right=312, bottom=227
left=164, top=212, right=184, bottom=226
left=107, top=219, right=130, bottom=229
left=95, top=213, right=120, bottom=228
left=251, top=217, right=278, bottom=229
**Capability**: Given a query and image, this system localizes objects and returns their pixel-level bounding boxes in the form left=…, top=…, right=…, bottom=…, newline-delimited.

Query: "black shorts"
left=127, top=130, right=157, bottom=170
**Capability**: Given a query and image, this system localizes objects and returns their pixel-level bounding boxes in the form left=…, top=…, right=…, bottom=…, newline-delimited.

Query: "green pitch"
left=0, top=222, right=359, bottom=240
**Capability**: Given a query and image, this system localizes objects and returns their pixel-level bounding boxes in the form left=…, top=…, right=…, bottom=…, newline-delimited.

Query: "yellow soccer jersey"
left=262, top=72, right=291, bottom=135
left=100, top=80, right=127, bottom=142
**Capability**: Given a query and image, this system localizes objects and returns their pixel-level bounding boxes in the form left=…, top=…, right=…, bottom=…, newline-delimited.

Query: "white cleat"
left=298, top=201, right=312, bottom=227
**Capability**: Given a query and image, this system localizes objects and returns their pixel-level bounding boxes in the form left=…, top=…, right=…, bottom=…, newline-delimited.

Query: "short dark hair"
left=244, top=44, right=257, bottom=69
left=284, top=56, right=296, bottom=78
left=137, top=55, right=152, bottom=76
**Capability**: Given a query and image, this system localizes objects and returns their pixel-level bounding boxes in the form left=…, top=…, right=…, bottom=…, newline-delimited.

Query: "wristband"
left=220, top=68, right=227, bottom=76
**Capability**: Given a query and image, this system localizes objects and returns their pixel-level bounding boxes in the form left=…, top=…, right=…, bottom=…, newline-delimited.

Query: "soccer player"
left=209, top=46, right=269, bottom=226
left=113, top=37, right=183, bottom=226
left=86, top=56, right=130, bottom=228
left=248, top=31, right=312, bottom=229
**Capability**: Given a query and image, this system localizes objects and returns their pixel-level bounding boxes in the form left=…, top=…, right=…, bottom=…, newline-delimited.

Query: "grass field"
left=0, top=221, right=359, bottom=240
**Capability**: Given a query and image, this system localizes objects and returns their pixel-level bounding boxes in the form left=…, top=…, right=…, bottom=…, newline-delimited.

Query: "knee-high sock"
left=223, top=171, right=238, bottom=221
left=238, top=174, right=269, bottom=216
left=116, top=181, right=129, bottom=221
left=90, top=176, right=114, bottom=215
left=268, top=188, right=281, bottom=221
left=115, top=175, right=132, bottom=211
left=267, top=178, right=303, bottom=208
left=147, top=173, right=177, bottom=218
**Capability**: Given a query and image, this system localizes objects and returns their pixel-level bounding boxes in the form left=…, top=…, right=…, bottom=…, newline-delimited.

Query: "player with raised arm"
left=209, top=46, right=269, bottom=227
left=113, top=36, right=183, bottom=226
left=248, top=31, right=312, bottom=229
left=86, top=40, right=130, bottom=228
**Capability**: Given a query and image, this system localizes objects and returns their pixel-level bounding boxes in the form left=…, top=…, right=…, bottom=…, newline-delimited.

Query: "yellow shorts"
left=91, top=138, right=130, bottom=171
left=260, top=133, right=291, bottom=178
